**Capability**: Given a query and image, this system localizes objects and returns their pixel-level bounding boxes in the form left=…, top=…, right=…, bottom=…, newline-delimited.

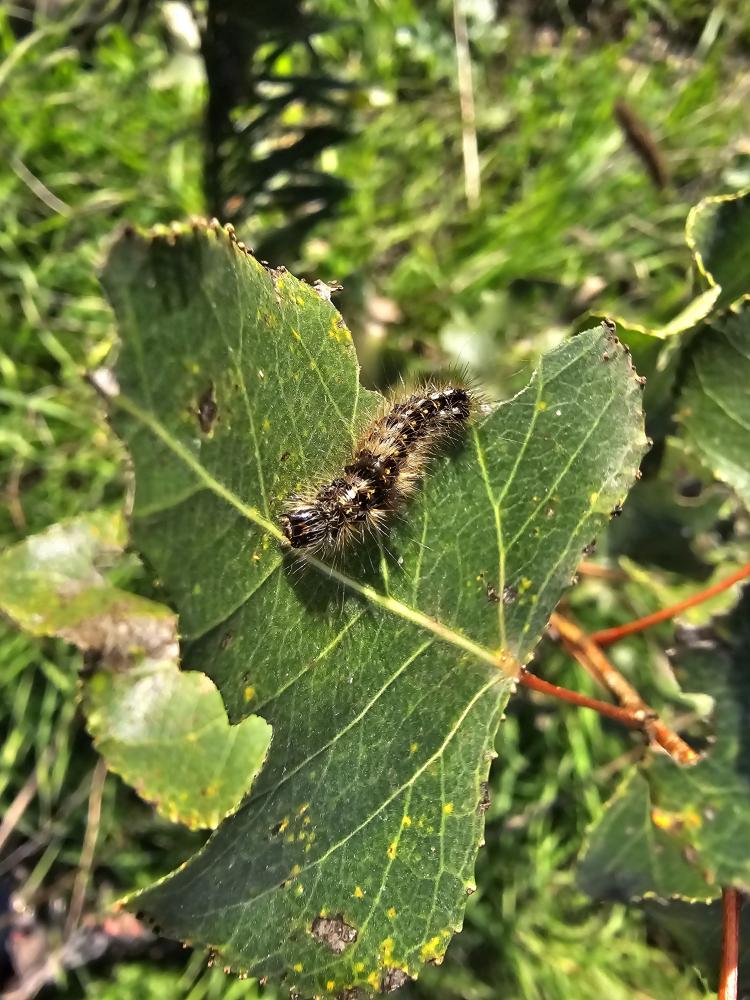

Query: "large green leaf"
left=677, top=305, right=750, bottom=510
left=101, top=220, right=647, bottom=996
left=579, top=589, right=750, bottom=903
left=0, top=513, right=271, bottom=829
left=686, top=187, right=750, bottom=308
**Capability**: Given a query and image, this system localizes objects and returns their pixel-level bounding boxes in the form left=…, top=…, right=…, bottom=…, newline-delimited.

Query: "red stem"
left=719, top=887, right=741, bottom=1000
left=519, top=671, right=641, bottom=728
left=590, top=563, right=750, bottom=648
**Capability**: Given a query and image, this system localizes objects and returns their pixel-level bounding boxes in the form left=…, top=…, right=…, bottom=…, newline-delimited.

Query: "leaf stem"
left=590, top=562, right=750, bottom=647
left=519, top=671, right=643, bottom=728
left=719, top=887, right=741, bottom=1000
left=549, top=611, right=699, bottom=766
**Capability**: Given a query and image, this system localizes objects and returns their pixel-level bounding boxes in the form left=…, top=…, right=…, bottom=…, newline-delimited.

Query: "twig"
left=520, top=671, right=643, bottom=728
left=453, top=0, right=481, bottom=209
left=549, top=611, right=700, bottom=765
left=577, top=560, right=626, bottom=581
left=0, top=770, right=39, bottom=853
left=591, top=562, right=750, bottom=647
left=64, top=758, right=107, bottom=940
left=614, top=98, right=669, bottom=190
left=719, top=888, right=741, bottom=1000
left=551, top=611, right=644, bottom=708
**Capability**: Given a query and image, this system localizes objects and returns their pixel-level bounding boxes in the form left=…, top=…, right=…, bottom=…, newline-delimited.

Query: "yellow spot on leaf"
left=244, top=686, right=255, bottom=702
left=536, top=400, right=547, bottom=411
left=290, top=864, right=301, bottom=876
left=402, top=815, right=412, bottom=827
left=295, top=883, right=304, bottom=896
left=368, top=971, right=380, bottom=989
left=354, top=886, right=365, bottom=899
left=294, top=963, right=303, bottom=973
left=519, top=578, right=532, bottom=593
left=387, top=906, right=397, bottom=918
left=326, top=980, right=335, bottom=991
left=420, top=934, right=446, bottom=962
left=355, top=962, right=365, bottom=973
left=410, top=742, right=418, bottom=753
left=262, top=417, right=271, bottom=432
left=590, top=492, right=599, bottom=504
left=651, top=807, right=702, bottom=832
left=443, top=803, right=454, bottom=815
left=387, top=841, right=398, bottom=860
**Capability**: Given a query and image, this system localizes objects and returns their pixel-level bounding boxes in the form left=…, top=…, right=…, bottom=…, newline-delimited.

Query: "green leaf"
left=686, top=187, right=750, bottom=308
left=0, top=512, right=271, bottom=830
left=0, top=511, right=172, bottom=656
left=83, top=662, right=272, bottom=830
left=579, top=589, right=750, bottom=903
left=644, top=897, right=750, bottom=995
left=101, top=220, right=647, bottom=996
left=602, top=287, right=722, bottom=343
left=677, top=305, right=750, bottom=509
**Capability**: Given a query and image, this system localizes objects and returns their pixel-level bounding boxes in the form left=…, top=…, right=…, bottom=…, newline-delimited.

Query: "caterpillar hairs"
left=279, top=382, right=477, bottom=554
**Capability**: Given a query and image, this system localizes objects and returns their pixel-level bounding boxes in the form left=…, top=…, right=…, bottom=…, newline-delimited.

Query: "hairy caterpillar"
left=280, top=383, right=476, bottom=553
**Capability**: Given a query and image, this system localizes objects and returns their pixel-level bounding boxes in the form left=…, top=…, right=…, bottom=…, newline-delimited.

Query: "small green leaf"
left=602, top=286, right=722, bottom=342
left=677, top=305, right=750, bottom=509
left=579, top=589, right=750, bottom=903
left=0, top=511, right=172, bottom=658
left=84, top=662, right=271, bottom=830
left=686, top=186, right=750, bottom=307
left=102, top=220, right=647, bottom=995
left=0, top=513, right=271, bottom=829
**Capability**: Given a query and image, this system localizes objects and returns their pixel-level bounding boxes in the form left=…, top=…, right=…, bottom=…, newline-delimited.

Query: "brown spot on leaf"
left=477, top=781, right=491, bottom=814
left=59, top=606, right=177, bottom=671
left=269, top=266, right=287, bottom=304
left=197, top=383, right=218, bottom=434
left=381, top=968, right=410, bottom=993
left=312, top=279, right=344, bottom=302
left=310, top=914, right=357, bottom=954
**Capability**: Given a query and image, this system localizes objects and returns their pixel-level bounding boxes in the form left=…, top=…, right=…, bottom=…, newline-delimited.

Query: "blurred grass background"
left=1, top=1, right=749, bottom=996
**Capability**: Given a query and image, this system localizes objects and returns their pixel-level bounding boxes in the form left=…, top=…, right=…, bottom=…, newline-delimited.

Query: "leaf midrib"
left=113, top=390, right=520, bottom=677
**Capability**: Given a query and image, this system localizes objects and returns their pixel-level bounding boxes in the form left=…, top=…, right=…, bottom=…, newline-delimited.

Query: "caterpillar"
left=280, top=383, right=476, bottom=553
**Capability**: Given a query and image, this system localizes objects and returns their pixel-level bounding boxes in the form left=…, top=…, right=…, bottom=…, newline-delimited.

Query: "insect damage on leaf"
left=196, top=382, right=218, bottom=434
left=311, top=913, right=358, bottom=954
